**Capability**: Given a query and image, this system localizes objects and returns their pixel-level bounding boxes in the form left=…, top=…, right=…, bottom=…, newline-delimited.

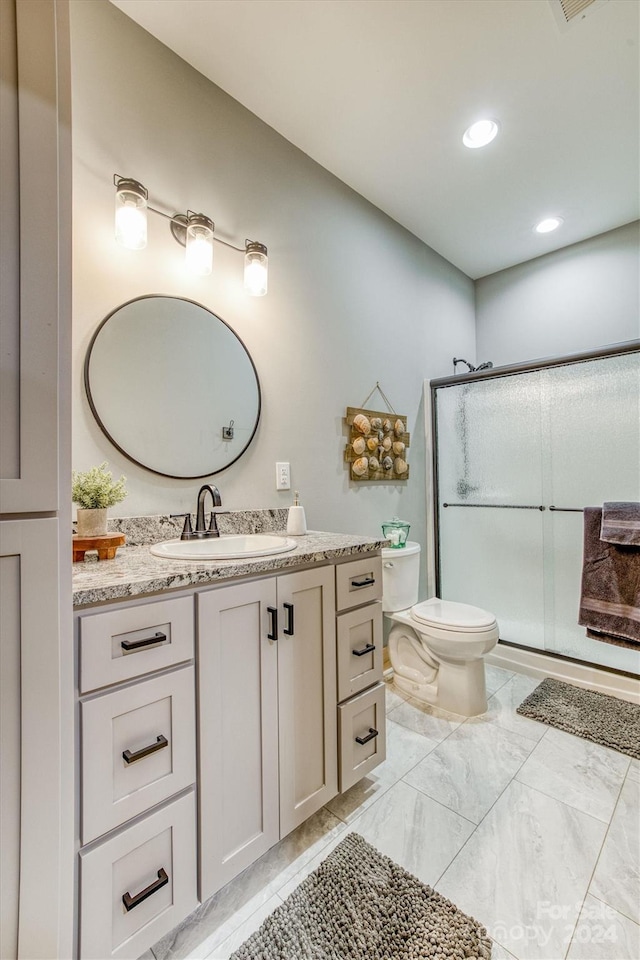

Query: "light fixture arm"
left=113, top=175, right=268, bottom=295
left=144, top=204, right=246, bottom=253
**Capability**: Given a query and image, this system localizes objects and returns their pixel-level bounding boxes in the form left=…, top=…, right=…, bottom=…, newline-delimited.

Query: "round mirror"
left=85, top=296, right=261, bottom=478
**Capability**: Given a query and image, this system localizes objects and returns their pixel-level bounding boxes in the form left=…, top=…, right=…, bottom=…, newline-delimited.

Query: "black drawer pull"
left=283, top=602, right=295, bottom=636
left=122, top=868, right=169, bottom=912
left=267, top=606, right=278, bottom=641
left=352, top=643, right=376, bottom=658
left=355, top=727, right=379, bottom=745
left=351, top=577, right=375, bottom=588
left=122, top=734, right=168, bottom=765
left=121, top=631, right=166, bottom=652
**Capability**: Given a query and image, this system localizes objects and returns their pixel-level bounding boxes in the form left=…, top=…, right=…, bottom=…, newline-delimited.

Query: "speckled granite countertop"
left=72, top=526, right=387, bottom=607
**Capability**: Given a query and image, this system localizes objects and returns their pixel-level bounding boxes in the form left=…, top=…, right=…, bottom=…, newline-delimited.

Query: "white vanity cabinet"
left=77, top=596, right=198, bottom=959
left=335, top=556, right=387, bottom=791
left=74, top=549, right=382, bottom=956
left=197, top=565, right=337, bottom=901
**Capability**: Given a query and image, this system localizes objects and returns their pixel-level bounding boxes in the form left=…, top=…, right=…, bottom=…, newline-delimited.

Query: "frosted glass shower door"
left=544, top=353, right=640, bottom=673
left=435, top=350, right=640, bottom=675
left=436, top=372, right=546, bottom=649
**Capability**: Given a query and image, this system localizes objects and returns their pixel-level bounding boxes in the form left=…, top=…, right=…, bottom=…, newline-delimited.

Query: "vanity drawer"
left=79, top=790, right=197, bottom=960
left=335, top=555, right=382, bottom=612
left=338, top=682, right=386, bottom=792
left=79, top=596, right=194, bottom=693
left=81, top=665, right=196, bottom=844
left=336, top=601, right=383, bottom=702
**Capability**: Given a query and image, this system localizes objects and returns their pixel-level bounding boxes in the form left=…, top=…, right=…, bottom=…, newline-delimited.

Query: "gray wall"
left=475, top=222, right=640, bottom=367
left=70, top=0, right=475, bottom=567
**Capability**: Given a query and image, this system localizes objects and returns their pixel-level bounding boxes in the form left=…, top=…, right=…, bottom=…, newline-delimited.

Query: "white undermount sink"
left=149, top=534, right=297, bottom=561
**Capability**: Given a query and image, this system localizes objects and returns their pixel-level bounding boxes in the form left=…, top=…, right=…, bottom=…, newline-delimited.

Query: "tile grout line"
left=560, top=772, right=630, bottom=960
left=586, top=891, right=640, bottom=929
left=203, top=894, right=286, bottom=960
left=400, top=708, right=544, bottom=830
left=428, top=723, right=554, bottom=960
left=396, top=776, right=479, bottom=827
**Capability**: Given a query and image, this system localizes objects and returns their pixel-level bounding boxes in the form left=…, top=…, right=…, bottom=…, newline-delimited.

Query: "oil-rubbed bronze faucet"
left=195, top=484, right=222, bottom=537
left=171, top=484, right=227, bottom=540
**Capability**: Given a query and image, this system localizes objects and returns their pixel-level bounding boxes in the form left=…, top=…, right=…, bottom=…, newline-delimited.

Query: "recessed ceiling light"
left=535, top=217, right=564, bottom=234
left=462, top=119, right=499, bottom=149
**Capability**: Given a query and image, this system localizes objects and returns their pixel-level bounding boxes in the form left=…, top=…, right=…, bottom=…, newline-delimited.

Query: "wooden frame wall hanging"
left=343, top=383, right=410, bottom=482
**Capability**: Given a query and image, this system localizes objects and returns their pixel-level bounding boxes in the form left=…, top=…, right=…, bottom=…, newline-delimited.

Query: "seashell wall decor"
left=344, top=406, right=410, bottom=482
left=353, top=414, right=371, bottom=435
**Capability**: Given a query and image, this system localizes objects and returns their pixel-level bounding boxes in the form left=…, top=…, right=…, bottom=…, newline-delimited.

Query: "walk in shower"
left=431, top=343, right=640, bottom=678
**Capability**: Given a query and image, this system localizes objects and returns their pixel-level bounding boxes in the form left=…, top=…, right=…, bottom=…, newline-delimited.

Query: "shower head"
left=452, top=357, right=476, bottom=373
left=475, top=361, right=494, bottom=371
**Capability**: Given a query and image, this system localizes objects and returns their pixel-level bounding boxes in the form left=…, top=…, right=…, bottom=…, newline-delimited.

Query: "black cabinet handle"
left=267, top=606, right=278, bottom=641
left=355, top=727, right=379, bottom=745
left=122, top=734, right=168, bottom=765
left=122, top=868, right=169, bottom=912
left=121, top=631, right=166, bottom=652
left=283, top=602, right=295, bottom=636
left=351, top=577, right=375, bottom=588
left=352, top=643, right=376, bottom=658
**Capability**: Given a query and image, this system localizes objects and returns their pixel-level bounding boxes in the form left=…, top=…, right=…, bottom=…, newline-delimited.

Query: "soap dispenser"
left=287, top=491, right=307, bottom=536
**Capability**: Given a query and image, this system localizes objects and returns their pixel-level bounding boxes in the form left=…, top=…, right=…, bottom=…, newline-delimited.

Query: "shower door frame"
left=429, top=338, right=640, bottom=678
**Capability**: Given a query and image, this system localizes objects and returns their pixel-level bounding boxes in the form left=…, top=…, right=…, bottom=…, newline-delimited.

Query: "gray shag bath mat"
left=230, top=833, right=491, bottom=960
left=517, top=677, right=640, bottom=759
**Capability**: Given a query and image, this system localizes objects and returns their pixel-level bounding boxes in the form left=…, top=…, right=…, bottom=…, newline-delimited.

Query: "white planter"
left=76, top=508, right=108, bottom=537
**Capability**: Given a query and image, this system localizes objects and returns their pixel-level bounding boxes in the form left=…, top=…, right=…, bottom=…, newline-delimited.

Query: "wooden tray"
left=73, top=532, right=125, bottom=562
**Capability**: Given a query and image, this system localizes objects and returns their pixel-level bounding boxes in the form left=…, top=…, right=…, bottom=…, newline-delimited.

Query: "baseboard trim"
left=487, top=643, right=640, bottom=705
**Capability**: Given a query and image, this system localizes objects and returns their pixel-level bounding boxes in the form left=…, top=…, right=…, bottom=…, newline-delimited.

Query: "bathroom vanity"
left=73, top=521, right=386, bottom=959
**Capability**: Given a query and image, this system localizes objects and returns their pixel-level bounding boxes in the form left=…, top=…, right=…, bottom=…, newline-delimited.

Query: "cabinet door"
left=278, top=566, right=338, bottom=836
left=0, top=0, right=69, bottom=512
left=197, top=580, right=279, bottom=901
left=0, top=519, right=63, bottom=960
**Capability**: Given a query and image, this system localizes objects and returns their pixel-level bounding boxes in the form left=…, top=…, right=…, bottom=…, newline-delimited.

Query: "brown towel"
left=578, top=507, right=640, bottom=648
left=601, top=502, right=640, bottom=546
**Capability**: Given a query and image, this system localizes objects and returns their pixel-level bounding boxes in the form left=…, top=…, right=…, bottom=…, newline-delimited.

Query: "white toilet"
left=382, top=542, right=499, bottom=717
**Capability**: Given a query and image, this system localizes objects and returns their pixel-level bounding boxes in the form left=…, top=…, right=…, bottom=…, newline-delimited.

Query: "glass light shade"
left=185, top=214, right=214, bottom=276
left=115, top=178, right=148, bottom=250
left=462, top=119, right=499, bottom=149
left=535, top=217, right=564, bottom=234
left=244, top=242, right=268, bottom=296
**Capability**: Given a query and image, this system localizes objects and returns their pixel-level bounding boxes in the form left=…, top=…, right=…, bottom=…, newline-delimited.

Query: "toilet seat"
left=411, top=598, right=497, bottom=634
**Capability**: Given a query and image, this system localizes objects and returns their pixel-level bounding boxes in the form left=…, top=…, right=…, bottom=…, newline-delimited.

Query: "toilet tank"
left=381, top=541, right=421, bottom=612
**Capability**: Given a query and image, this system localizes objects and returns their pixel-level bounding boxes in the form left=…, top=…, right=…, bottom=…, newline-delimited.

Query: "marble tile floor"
left=145, top=667, right=639, bottom=960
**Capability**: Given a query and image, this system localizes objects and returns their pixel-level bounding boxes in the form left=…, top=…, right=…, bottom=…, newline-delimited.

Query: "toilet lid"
left=411, top=598, right=497, bottom=631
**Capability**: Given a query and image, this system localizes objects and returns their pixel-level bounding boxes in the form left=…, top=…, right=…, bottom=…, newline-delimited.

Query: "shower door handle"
left=442, top=503, right=545, bottom=511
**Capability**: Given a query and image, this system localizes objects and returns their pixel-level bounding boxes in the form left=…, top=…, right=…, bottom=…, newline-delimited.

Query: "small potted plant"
left=72, top=461, right=127, bottom=537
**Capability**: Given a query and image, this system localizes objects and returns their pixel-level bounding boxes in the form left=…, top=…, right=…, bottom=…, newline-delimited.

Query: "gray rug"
left=517, top=677, right=640, bottom=759
left=230, top=833, right=491, bottom=959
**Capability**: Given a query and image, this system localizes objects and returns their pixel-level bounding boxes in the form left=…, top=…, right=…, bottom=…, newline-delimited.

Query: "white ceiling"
left=110, top=0, right=639, bottom=279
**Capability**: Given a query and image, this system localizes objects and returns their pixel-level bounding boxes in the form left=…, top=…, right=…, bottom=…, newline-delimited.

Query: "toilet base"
left=388, top=615, right=491, bottom=717
left=393, top=673, right=438, bottom=706
left=436, top=658, right=488, bottom=717
left=392, top=658, right=488, bottom=716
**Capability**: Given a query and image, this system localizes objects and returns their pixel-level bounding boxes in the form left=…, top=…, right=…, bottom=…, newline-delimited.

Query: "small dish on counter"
left=149, top=534, right=297, bottom=561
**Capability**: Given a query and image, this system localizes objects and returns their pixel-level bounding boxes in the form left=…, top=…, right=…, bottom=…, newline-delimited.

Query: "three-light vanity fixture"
left=114, top=175, right=268, bottom=296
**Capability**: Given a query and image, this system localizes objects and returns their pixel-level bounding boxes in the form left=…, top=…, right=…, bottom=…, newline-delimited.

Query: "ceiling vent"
left=549, top=0, right=609, bottom=30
